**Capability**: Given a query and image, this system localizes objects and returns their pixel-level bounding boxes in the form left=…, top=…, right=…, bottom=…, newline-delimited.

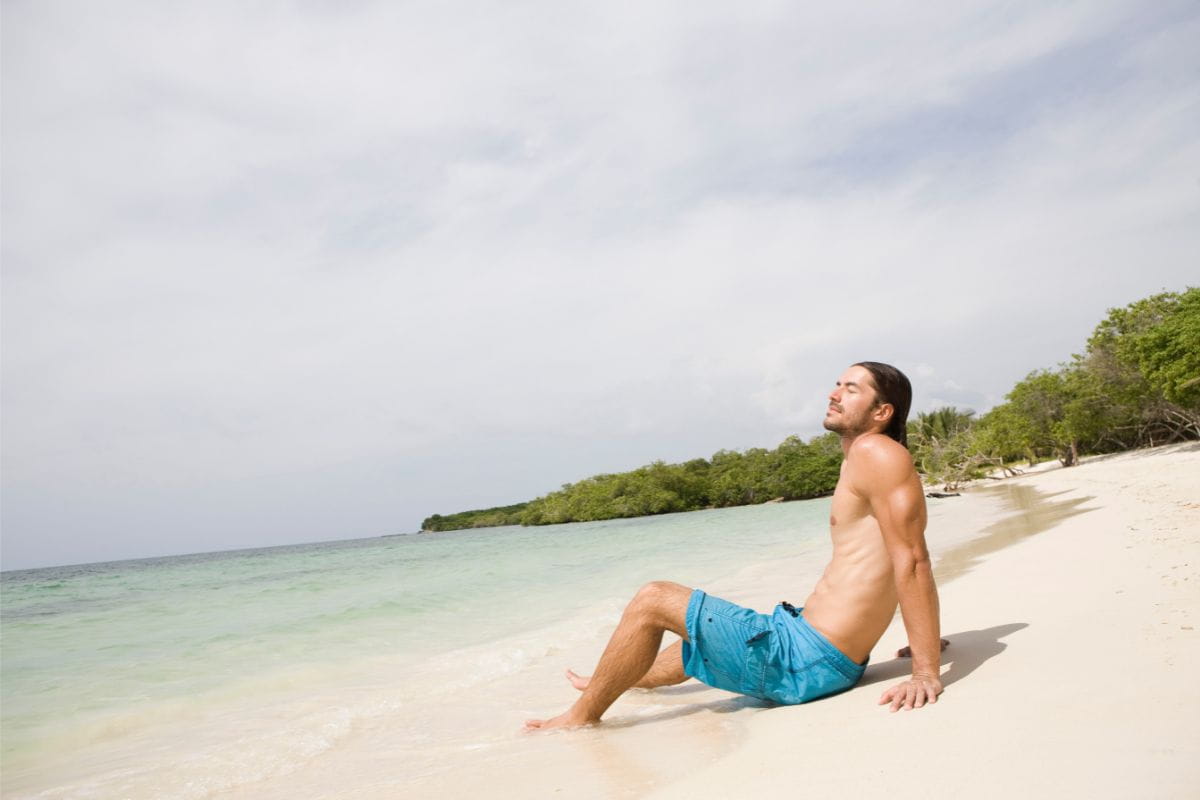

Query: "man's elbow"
left=892, top=549, right=933, bottom=582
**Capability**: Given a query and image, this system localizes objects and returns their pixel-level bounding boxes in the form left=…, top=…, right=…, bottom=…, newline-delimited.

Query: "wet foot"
left=523, top=710, right=595, bottom=732
left=896, top=638, right=950, bottom=658
left=566, top=669, right=590, bottom=691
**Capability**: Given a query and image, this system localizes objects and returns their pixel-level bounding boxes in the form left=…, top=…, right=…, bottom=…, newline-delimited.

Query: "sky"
left=2, top=1, right=1198, bottom=570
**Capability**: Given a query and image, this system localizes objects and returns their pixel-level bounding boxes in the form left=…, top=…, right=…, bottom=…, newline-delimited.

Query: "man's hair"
left=853, top=361, right=912, bottom=448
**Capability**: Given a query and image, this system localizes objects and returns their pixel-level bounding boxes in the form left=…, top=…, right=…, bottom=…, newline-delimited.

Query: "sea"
left=1, top=499, right=842, bottom=799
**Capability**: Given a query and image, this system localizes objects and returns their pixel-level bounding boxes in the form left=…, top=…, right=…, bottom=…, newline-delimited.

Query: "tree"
left=1004, top=370, right=1080, bottom=465
left=907, top=407, right=986, bottom=487
left=1134, top=288, right=1200, bottom=408
left=974, top=403, right=1036, bottom=468
left=1084, top=287, right=1200, bottom=444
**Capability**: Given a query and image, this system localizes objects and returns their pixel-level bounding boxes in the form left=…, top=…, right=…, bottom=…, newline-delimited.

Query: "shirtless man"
left=525, top=361, right=943, bottom=731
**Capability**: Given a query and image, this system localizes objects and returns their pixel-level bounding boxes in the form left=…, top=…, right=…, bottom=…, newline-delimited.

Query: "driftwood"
left=925, top=491, right=961, bottom=499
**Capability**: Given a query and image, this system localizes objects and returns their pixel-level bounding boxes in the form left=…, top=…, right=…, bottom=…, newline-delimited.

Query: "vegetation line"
left=422, top=288, right=1199, bottom=531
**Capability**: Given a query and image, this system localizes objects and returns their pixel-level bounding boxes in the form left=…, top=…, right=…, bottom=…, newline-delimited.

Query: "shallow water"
left=1, top=500, right=831, bottom=798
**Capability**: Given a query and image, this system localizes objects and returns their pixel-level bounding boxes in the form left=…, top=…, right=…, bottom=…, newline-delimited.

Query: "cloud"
left=3, top=0, right=1198, bottom=567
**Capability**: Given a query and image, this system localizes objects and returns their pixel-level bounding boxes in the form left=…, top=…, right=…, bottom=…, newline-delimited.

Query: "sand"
left=647, top=441, right=1200, bottom=800
left=206, top=441, right=1199, bottom=799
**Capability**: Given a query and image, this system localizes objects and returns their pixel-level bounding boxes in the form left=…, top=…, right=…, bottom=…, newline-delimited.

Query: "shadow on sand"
left=603, top=622, right=1027, bottom=729
left=601, top=694, right=772, bottom=729
left=857, top=622, right=1028, bottom=690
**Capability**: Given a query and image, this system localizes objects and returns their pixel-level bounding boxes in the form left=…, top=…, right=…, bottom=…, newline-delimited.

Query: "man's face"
left=822, top=365, right=888, bottom=436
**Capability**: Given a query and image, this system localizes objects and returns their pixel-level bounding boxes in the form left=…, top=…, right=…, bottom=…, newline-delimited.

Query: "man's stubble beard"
left=822, top=409, right=873, bottom=438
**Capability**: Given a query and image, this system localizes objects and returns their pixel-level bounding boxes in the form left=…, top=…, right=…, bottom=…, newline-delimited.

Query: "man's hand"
left=879, top=673, right=943, bottom=712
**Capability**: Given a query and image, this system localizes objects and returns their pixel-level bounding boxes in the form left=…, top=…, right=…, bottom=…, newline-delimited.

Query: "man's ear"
left=873, top=403, right=895, bottom=426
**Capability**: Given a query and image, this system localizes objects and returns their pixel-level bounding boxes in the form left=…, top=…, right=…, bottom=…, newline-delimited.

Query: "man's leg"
left=567, top=640, right=687, bottom=691
left=524, top=581, right=692, bottom=731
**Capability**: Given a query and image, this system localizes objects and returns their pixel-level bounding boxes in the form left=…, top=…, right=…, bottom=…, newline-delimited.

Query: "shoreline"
left=319, top=442, right=1198, bottom=800
left=649, top=441, right=1200, bottom=799
left=8, top=443, right=1195, bottom=798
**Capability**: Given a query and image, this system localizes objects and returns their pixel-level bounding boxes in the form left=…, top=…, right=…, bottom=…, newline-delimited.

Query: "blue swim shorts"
left=679, top=589, right=867, bottom=705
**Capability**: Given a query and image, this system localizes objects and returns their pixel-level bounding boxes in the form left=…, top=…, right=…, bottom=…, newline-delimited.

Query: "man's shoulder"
left=845, top=435, right=916, bottom=484
left=846, top=433, right=912, bottom=463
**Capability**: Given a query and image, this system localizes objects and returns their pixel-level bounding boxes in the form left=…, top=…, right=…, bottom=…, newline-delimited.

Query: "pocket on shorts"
left=742, top=628, right=774, bottom=698
left=696, top=611, right=769, bottom=690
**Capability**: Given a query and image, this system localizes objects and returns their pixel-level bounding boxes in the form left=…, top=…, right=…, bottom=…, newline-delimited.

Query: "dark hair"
left=853, top=361, right=912, bottom=448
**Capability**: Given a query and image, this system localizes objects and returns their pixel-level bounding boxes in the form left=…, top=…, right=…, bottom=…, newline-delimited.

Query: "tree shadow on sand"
left=1076, top=441, right=1200, bottom=463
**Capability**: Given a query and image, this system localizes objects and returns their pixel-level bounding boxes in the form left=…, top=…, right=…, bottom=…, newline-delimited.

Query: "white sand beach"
left=274, top=441, right=1198, bottom=800
left=289, top=441, right=1196, bottom=800
left=23, top=442, right=1192, bottom=799
left=649, top=442, right=1200, bottom=799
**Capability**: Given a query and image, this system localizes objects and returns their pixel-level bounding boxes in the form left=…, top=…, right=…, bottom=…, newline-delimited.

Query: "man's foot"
left=523, top=710, right=596, bottom=732
left=896, top=638, right=950, bottom=658
left=565, top=669, right=590, bottom=691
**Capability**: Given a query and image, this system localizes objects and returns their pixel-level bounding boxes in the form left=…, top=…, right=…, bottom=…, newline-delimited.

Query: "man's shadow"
left=605, top=622, right=1027, bottom=728
left=857, top=622, right=1027, bottom=690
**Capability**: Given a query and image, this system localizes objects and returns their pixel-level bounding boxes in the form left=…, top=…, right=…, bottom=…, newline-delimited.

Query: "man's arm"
left=853, top=436, right=943, bottom=711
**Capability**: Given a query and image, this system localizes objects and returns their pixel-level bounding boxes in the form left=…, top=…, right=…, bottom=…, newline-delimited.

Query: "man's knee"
left=629, top=581, right=687, bottom=618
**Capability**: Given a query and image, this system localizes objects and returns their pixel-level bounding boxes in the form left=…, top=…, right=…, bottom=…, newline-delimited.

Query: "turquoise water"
left=0, top=499, right=831, bottom=798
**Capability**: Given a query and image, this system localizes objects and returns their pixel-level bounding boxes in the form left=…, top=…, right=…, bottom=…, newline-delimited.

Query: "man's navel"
left=830, top=515, right=837, bottom=527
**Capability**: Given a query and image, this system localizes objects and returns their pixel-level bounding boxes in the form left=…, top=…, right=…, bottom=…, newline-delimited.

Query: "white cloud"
left=3, top=0, right=1198, bottom=567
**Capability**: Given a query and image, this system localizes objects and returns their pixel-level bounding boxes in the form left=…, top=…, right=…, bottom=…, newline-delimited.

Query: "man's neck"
left=838, top=429, right=885, bottom=456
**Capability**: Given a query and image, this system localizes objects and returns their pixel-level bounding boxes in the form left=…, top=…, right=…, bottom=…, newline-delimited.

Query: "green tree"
left=1004, top=370, right=1080, bottom=465
left=1086, top=287, right=1200, bottom=442
left=908, top=407, right=985, bottom=487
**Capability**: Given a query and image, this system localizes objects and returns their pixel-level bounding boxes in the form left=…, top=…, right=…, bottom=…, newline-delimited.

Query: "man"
left=525, top=362, right=943, bottom=731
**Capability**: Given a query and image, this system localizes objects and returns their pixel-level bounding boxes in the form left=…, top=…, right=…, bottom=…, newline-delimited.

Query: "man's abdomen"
left=802, top=574, right=897, bottom=664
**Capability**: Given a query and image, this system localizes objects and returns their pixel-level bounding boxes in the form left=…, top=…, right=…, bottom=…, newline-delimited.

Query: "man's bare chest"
left=829, top=482, right=873, bottom=530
